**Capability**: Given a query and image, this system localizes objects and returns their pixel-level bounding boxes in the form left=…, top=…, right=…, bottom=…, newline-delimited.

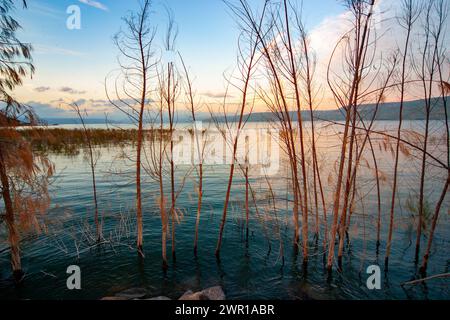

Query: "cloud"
left=74, top=99, right=87, bottom=106
left=50, top=98, right=119, bottom=114
left=78, top=0, right=108, bottom=11
left=30, top=2, right=64, bottom=20
left=200, top=91, right=233, bottom=99
left=60, top=87, right=87, bottom=95
left=34, top=44, right=84, bottom=57
left=34, top=86, right=51, bottom=93
left=304, top=0, right=396, bottom=108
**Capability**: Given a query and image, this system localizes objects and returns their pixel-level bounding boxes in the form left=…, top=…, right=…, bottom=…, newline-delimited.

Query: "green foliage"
left=0, top=0, right=34, bottom=123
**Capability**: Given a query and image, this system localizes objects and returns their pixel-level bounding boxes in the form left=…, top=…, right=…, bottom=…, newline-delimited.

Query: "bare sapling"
left=420, top=0, right=449, bottom=273
left=178, top=53, right=205, bottom=256
left=106, top=0, right=157, bottom=256
left=386, top=0, right=419, bottom=268
left=215, top=0, right=265, bottom=257
left=414, top=0, right=445, bottom=262
left=326, top=0, right=376, bottom=272
left=70, top=103, right=102, bottom=242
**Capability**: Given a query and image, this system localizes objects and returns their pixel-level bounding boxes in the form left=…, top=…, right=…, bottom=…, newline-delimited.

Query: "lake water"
left=0, top=121, right=448, bottom=300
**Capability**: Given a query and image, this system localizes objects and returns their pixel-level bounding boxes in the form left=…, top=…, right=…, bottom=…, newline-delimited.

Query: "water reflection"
left=0, top=121, right=448, bottom=300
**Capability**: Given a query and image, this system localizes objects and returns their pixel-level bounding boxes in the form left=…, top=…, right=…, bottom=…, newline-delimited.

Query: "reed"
left=386, top=0, right=419, bottom=268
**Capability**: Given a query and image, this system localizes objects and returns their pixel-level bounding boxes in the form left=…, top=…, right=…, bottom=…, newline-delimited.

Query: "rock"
left=179, top=290, right=193, bottom=297
left=101, top=296, right=128, bottom=300
left=146, top=296, right=171, bottom=300
left=179, top=290, right=207, bottom=300
left=115, top=287, right=147, bottom=299
left=201, top=286, right=226, bottom=300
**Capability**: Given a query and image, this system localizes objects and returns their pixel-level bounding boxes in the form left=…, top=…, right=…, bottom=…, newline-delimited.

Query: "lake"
left=0, top=120, right=448, bottom=300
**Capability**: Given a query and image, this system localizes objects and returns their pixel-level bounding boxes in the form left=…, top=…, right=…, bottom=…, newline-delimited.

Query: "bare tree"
left=178, top=53, right=205, bottom=255
left=295, top=9, right=328, bottom=253
left=385, top=0, right=419, bottom=268
left=146, top=74, right=169, bottom=266
left=161, top=14, right=180, bottom=259
left=281, top=0, right=310, bottom=262
left=0, top=0, right=54, bottom=282
left=419, top=0, right=449, bottom=274
left=69, top=103, right=101, bottom=242
left=230, top=1, right=307, bottom=258
left=326, top=0, right=377, bottom=272
left=106, top=0, right=157, bottom=256
left=215, top=0, right=264, bottom=257
left=413, top=0, right=447, bottom=262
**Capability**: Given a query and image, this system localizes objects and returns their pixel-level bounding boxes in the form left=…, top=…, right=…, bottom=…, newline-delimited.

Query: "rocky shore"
left=101, top=286, right=226, bottom=301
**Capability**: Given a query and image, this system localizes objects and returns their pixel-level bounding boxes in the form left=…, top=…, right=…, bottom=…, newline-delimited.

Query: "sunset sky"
left=14, top=0, right=406, bottom=119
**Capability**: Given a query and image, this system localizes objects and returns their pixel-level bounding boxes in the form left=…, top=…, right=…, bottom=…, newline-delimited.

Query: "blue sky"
left=14, top=0, right=347, bottom=118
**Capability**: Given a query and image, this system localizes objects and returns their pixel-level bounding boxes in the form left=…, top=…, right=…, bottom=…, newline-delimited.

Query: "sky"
left=12, top=0, right=412, bottom=119
left=12, top=0, right=349, bottom=119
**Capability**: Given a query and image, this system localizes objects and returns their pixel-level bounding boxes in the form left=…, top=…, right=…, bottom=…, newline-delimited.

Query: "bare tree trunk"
left=298, top=19, right=326, bottom=248
left=283, top=0, right=309, bottom=262
left=420, top=30, right=449, bottom=272
left=72, top=104, right=101, bottom=242
left=107, top=0, right=155, bottom=256
left=337, top=107, right=357, bottom=267
left=89, top=142, right=100, bottom=242
left=368, top=137, right=382, bottom=251
left=416, top=1, right=441, bottom=262
left=316, top=160, right=328, bottom=253
left=194, top=162, right=203, bottom=255
left=245, top=164, right=249, bottom=240
left=136, top=18, right=149, bottom=255
left=386, top=0, right=415, bottom=269
left=215, top=69, right=255, bottom=257
left=216, top=160, right=236, bottom=257
left=326, top=0, right=376, bottom=272
left=345, top=152, right=359, bottom=237
left=0, top=149, right=22, bottom=280
left=327, top=106, right=352, bottom=271
left=159, top=109, right=168, bottom=267
left=415, top=115, right=429, bottom=261
left=136, top=107, right=144, bottom=254
left=167, top=63, right=177, bottom=260
left=419, top=175, right=449, bottom=274
left=178, top=54, right=203, bottom=256
left=215, top=2, right=263, bottom=257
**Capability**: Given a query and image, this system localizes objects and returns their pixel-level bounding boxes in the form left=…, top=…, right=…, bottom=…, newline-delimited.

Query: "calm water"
left=0, top=121, right=448, bottom=300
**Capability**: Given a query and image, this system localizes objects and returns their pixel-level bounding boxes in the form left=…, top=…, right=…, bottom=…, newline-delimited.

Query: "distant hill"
left=209, top=96, right=449, bottom=123
left=38, top=97, right=449, bottom=126
left=40, top=118, right=120, bottom=126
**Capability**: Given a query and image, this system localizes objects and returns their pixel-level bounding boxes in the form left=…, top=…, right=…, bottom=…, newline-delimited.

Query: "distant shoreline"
left=37, top=96, right=449, bottom=126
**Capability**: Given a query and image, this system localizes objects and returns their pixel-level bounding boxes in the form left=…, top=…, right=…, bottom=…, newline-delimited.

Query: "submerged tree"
left=326, top=0, right=377, bottom=272
left=106, top=0, right=157, bottom=256
left=227, top=0, right=306, bottom=259
left=419, top=0, right=449, bottom=274
left=386, top=0, right=419, bottom=268
left=214, top=0, right=264, bottom=258
left=0, top=0, right=53, bottom=281
left=178, top=54, right=205, bottom=256
left=161, top=14, right=179, bottom=260
left=413, top=0, right=448, bottom=263
left=69, top=103, right=102, bottom=242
